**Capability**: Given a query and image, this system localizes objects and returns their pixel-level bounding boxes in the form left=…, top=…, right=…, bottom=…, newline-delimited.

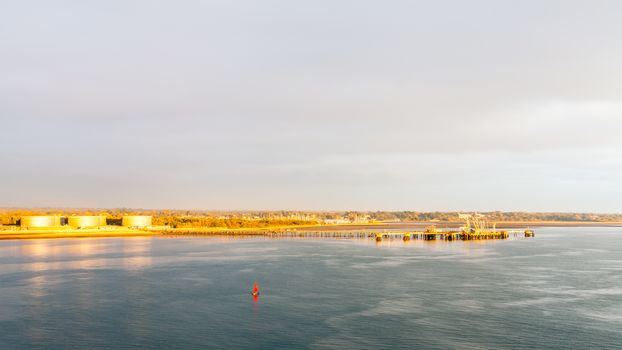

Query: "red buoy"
left=251, top=281, right=260, bottom=296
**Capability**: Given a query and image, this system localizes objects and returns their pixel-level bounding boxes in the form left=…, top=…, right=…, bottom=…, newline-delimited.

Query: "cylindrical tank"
left=67, top=216, right=106, bottom=228
left=122, top=216, right=152, bottom=228
left=20, top=216, right=62, bottom=228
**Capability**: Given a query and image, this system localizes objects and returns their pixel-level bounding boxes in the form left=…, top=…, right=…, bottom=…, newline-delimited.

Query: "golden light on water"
left=122, top=238, right=153, bottom=270
left=15, top=238, right=154, bottom=272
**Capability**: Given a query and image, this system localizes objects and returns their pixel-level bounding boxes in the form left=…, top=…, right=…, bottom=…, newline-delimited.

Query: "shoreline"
left=0, top=221, right=621, bottom=241
left=0, top=229, right=157, bottom=240
left=296, top=221, right=622, bottom=231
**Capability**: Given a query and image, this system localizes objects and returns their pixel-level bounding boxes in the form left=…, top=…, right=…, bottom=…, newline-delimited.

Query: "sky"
left=1, top=0, right=622, bottom=212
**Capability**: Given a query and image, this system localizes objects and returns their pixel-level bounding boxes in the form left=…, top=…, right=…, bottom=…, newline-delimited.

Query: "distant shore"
left=1, top=221, right=621, bottom=241
left=296, top=221, right=622, bottom=231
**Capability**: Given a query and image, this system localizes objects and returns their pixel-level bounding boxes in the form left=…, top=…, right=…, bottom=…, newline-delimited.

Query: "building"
left=122, top=215, right=152, bottom=228
left=67, top=216, right=107, bottom=229
left=323, top=219, right=351, bottom=225
left=20, top=216, right=63, bottom=229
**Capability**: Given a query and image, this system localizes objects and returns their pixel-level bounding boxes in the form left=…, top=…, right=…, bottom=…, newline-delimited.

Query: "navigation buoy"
left=251, top=281, right=260, bottom=296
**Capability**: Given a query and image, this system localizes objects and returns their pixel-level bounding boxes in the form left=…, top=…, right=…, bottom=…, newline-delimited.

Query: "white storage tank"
left=20, top=216, right=62, bottom=228
left=67, top=216, right=106, bottom=228
left=122, top=216, right=152, bottom=228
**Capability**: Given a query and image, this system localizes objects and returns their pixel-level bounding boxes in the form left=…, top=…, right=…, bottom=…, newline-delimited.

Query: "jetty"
left=269, top=214, right=535, bottom=241
left=268, top=228, right=534, bottom=241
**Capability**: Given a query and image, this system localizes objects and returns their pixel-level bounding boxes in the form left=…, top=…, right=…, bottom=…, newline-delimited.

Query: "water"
left=0, top=227, right=621, bottom=349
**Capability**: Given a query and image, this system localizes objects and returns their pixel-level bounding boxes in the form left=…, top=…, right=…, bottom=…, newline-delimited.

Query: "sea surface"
left=0, top=227, right=621, bottom=349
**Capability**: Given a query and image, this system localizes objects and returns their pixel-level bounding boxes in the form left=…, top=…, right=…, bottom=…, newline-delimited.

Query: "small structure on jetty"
left=459, top=213, right=494, bottom=233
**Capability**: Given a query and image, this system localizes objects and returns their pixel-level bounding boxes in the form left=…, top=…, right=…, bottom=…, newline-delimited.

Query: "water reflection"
left=10, top=235, right=518, bottom=274
left=14, top=240, right=152, bottom=338
left=26, top=275, right=50, bottom=298
left=16, top=238, right=154, bottom=272
left=122, top=238, right=153, bottom=270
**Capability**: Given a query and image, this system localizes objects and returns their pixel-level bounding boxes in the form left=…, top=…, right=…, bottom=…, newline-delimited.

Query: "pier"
left=268, top=214, right=535, bottom=241
left=268, top=228, right=534, bottom=241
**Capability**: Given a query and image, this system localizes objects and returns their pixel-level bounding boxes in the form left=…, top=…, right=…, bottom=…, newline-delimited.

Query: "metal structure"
left=67, top=216, right=106, bottom=229
left=458, top=213, right=495, bottom=233
left=20, top=216, right=63, bottom=229
left=122, top=216, right=152, bottom=228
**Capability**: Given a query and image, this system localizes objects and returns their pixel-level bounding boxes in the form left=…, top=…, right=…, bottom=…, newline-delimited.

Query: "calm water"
left=0, top=227, right=621, bottom=349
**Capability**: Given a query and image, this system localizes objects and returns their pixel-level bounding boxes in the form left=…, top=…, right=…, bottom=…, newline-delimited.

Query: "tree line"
left=1, top=208, right=621, bottom=227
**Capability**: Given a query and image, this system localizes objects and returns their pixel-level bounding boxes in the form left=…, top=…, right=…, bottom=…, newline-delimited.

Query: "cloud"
left=1, top=1, right=622, bottom=210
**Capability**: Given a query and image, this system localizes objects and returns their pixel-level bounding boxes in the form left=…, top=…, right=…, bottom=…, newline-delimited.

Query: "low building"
left=323, top=219, right=351, bottom=225
left=122, top=215, right=152, bottom=228
left=67, top=216, right=106, bottom=229
left=20, top=216, right=63, bottom=229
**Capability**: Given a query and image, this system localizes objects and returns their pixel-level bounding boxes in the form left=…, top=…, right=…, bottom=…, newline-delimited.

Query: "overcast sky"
left=1, top=0, right=622, bottom=211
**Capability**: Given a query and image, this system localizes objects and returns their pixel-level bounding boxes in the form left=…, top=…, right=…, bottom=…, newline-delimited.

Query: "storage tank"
left=67, top=216, right=106, bottom=229
left=20, top=216, right=62, bottom=228
left=122, top=216, right=152, bottom=228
